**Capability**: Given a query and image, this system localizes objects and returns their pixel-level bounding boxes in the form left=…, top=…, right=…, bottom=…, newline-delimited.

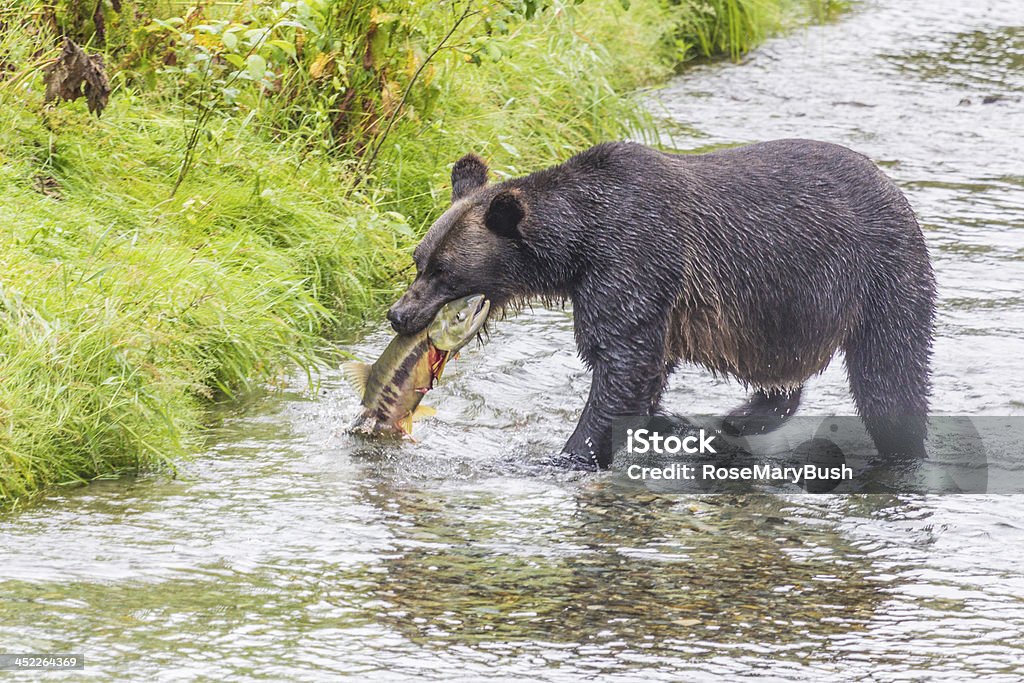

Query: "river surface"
left=2, top=0, right=1023, bottom=680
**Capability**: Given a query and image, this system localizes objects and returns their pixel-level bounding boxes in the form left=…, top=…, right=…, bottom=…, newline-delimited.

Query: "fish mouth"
left=466, top=294, right=491, bottom=333
left=469, top=294, right=488, bottom=317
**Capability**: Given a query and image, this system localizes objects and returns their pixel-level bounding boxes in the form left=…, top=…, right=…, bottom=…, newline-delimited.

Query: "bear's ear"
left=451, top=153, right=489, bottom=202
left=484, top=189, right=526, bottom=241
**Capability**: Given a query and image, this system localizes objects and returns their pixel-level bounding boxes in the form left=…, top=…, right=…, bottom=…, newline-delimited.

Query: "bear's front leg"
left=559, top=337, right=670, bottom=470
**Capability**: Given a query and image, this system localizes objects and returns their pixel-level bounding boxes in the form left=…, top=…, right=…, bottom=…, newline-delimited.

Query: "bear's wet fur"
left=388, top=140, right=937, bottom=468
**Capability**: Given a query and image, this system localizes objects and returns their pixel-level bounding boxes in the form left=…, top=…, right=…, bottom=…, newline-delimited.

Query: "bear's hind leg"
left=723, top=387, right=803, bottom=436
left=843, top=297, right=933, bottom=460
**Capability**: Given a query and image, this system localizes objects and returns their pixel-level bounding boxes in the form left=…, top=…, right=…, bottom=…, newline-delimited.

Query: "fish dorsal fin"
left=342, top=361, right=371, bottom=396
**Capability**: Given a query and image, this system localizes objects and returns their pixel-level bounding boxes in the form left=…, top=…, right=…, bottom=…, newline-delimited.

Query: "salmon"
left=344, top=294, right=490, bottom=436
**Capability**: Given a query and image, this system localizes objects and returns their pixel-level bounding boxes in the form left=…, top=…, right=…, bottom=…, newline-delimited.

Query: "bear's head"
left=387, top=154, right=538, bottom=336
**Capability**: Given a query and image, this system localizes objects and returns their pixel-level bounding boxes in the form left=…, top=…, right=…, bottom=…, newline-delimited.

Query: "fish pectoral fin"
left=399, top=413, right=415, bottom=435
left=342, top=361, right=371, bottom=395
left=398, top=405, right=435, bottom=436
left=412, top=404, right=437, bottom=421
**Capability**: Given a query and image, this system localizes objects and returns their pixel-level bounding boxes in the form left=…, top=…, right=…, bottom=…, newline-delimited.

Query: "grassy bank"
left=0, top=0, right=839, bottom=507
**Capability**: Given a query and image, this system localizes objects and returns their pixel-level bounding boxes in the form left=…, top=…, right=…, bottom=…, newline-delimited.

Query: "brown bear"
left=386, top=139, right=937, bottom=469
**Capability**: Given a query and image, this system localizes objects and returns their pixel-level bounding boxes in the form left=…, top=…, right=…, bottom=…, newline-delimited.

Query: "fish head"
left=426, top=294, right=490, bottom=352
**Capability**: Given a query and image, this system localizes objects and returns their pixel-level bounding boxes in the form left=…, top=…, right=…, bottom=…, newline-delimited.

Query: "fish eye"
left=456, top=312, right=466, bottom=322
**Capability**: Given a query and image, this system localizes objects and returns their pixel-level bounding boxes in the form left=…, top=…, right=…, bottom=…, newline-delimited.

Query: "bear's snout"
left=387, top=292, right=437, bottom=336
left=386, top=303, right=412, bottom=335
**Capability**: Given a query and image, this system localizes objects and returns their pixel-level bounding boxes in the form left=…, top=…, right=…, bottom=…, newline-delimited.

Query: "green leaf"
left=243, top=28, right=269, bottom=43
left=618, top=0, right=631, bottom=8
left=268, top=39, right=297, bottom=59
left=221, top=31, right=237, bottom=50
left=224, top=53, right=246, bottom=70
left=246, top=54, right=267, bottom=80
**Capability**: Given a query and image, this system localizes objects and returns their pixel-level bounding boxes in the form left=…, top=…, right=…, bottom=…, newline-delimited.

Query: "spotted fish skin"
left=346, top=332, right=435, bottom=437
left=344, top=295, right=490, bottom=437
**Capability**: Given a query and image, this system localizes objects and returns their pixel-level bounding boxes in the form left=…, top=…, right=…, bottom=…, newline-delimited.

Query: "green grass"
left=363, top=0, right=671, bottom=227
left=0, top=0, right=842, bottom=507
left=0, top=98, right=412, bottom=504
left=662, top=0, right=851, bottom=64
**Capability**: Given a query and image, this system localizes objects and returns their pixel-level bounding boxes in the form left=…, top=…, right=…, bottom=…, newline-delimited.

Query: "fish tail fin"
left=342, top=361, right=371, bottom=396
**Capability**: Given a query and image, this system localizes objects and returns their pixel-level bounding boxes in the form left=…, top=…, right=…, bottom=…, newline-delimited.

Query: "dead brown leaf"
left=32, top=174, right=62, bottom=199
left=42, top=39, right=111, bottom=116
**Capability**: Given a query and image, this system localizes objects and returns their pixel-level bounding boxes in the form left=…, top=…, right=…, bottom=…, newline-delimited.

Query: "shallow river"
left=2, top=0, right=1023, bottom=679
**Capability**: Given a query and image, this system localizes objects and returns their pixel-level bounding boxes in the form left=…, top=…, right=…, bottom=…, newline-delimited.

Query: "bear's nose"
left=386, top=305, right=407, bottom=333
